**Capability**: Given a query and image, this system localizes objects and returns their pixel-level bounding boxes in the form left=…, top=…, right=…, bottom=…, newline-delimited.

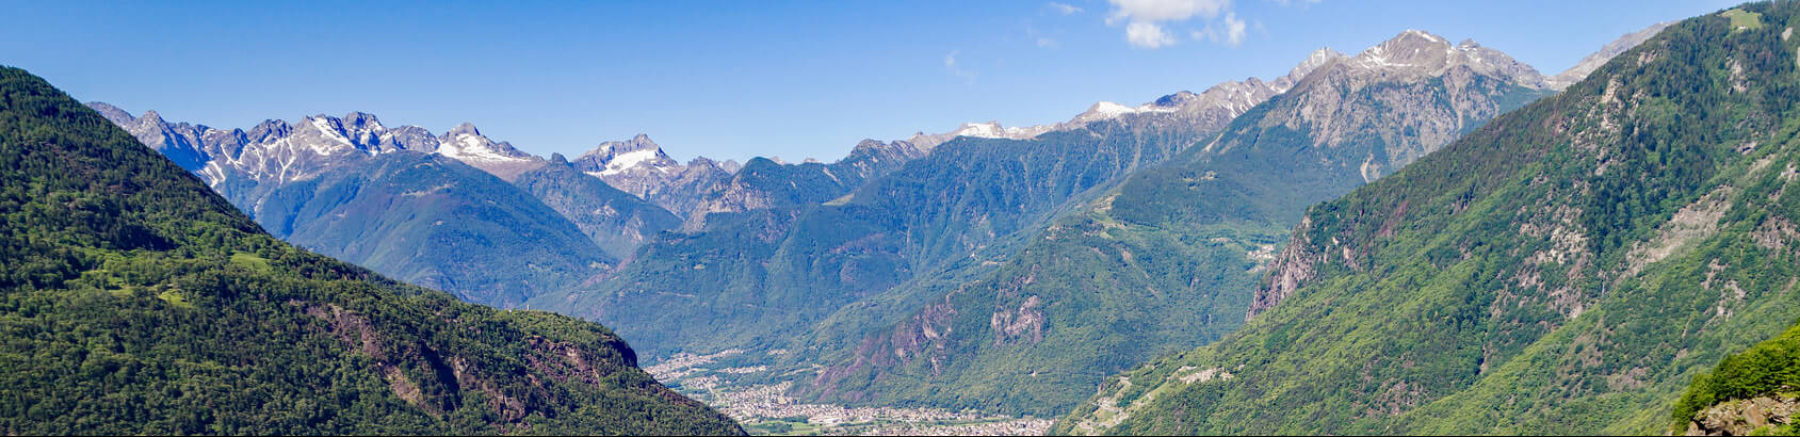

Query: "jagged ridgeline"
left=1057, top=2, right=1800, bottom=435
left=0, top=67, right=742, bottom=435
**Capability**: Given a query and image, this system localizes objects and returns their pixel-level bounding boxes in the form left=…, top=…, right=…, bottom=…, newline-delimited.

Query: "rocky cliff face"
left=1683, top=394, right=1800, bottom=436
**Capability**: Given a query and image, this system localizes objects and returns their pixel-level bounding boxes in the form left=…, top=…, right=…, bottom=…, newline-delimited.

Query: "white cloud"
left=944, top=50, right=978, bottom=83
left=1221, top=12, right=1246, bottom=46
left=1106, top=0, right=1232, bottom=49
left=1048, top=2, right=1084, bottom=15
left=1126, top=22, right=1178, bottom=49
left=1108, top=0, right=1230, bottom=24
left=1191, top=13, right=1245, bottom=46
left=1025, top=24, right=1060, bottom=49
left=1105, top=0, right=1314, bottom=49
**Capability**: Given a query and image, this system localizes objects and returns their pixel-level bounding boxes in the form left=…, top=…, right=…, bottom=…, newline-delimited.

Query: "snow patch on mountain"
left=908, top=46, right=1344, bottom=150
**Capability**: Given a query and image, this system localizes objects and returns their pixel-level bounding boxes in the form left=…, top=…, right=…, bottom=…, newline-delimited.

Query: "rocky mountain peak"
left=1152, top=91, right=1199, bottom=108
left=86, top=101, right=134, bottom=124
left=581, top=134, right=666, bottom=160
left=1344, top=29, right=1548, bottom=88
left=1286, top=48, right=1347, bottom=82
left=447, top=122, right=483, bottom=137
left=848, top=139, right=926, bottom=162
left=1354, top=29, right=1456, bottom=68
left=138, top=110, right=169, bottom=127
left=911, top=43, right=1360, bottom=150
left=612, top=133, right=662, bottom=153
left=715, top=159, right=743, bottom=174
left=301, top=114, right=339, bottom=129
left=341, top=111, right=382, bottom=130
left=1547, top=21, right=1675, bottom=89
left=248, top=119, right=292, bottom=142
left=572, top=134, right=682, bottom=180
left=432, top=122, right=537, bottom=171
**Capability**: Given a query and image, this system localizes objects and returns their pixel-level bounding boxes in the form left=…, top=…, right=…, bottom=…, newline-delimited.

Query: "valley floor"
left=647, top=350, right=1052, bottom=436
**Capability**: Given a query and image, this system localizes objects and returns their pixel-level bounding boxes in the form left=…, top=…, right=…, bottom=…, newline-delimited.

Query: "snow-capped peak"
left=955, top=121, right=1009, bottom=138
left=435, top=123, right=534, bottom=164
left=1403, top=29, right=1443, bottom=44
left=1289, top=48, right=1346, bottom=81
left=1089, top=101, right=1137, bottom=118
left=1345, top=29, right=1549, bottom=88
left=341, top=112, right=383, bottom=131
left=599, top=148, right=663, bottom=175
left=906, top=43, right=1361, bottom=149
left=573, top=134, right=683, bottom=177
left=448, top=122, right=482, bottom=137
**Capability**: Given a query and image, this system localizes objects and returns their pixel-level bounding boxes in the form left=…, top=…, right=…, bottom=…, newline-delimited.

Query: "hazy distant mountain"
left=89, top=107, right=547, bottom=184
left=570, top=134, right=739, bottom=218
left=906, top=48, right=1342, bottom=150
left=1547, top=21, right=1676, bottom=89
left=528, top=31, right=1405, bottom=374
left=678, top=138, right=927, bottom=230
left=87, top=106, right=615, bottom=307
left=514, top=154, right=685, bottom=260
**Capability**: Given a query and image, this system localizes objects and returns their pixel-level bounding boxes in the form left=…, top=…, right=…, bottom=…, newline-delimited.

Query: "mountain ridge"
left=792, top=28, right=1567, bottom=417
left=1054, top=5, right=1800, bottom=434
left=0, top=65, right=745, bottom=435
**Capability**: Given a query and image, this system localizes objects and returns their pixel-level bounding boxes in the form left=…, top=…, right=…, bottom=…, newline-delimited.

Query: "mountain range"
left=1055, top=4, right=1800, bottom=434
left=793, top=27, right=1573, bottom=417
left=74, top=13, right=1712, bottom=434
left=0, top=65, right=743, bottom=435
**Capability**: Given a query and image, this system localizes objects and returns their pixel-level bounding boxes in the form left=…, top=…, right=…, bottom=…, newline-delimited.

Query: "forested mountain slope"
left=0, top=66, right=743, bottom=435
left=1056, top=4, right=1800, bottom=434
left=534, top=122, right=1219, bottom=359
left=798, top=30, right=1560, bottom=417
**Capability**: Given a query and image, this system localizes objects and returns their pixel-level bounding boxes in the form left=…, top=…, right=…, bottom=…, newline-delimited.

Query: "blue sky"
left=3, top=0, right=1739, bottom=162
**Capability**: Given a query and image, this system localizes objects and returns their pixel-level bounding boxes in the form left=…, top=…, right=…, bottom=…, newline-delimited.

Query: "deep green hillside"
left=1057, top=4, right=1800, bottom=434
left=0, top=66, right=742, bottom=435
